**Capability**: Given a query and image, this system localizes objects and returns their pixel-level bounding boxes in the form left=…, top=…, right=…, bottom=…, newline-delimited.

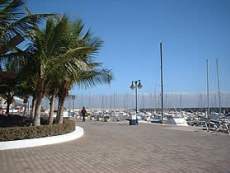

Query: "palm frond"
left=46, top=15, right=68, bottom=56
left=75, top=69, right=112, bottom=89
left=6, top=13, right=55, bottom=37
left=51, top=46, right=92, bottom=68
left=0, top=0, right=24, bottom=26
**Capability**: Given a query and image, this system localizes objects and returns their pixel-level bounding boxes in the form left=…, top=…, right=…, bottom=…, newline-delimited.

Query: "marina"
left=28, top=103, right=230, bottom=134
left=0, top=0, right=230, bottom=172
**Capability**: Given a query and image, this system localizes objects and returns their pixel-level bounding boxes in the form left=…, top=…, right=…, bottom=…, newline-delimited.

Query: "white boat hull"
left=164, top=117, right=188, bottom=126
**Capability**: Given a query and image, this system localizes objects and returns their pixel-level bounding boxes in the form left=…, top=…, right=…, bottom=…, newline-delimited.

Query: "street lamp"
left=130, top=80, right=143, bottom=124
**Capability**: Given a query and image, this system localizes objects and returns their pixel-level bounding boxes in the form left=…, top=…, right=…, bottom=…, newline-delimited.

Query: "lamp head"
left=137, top=80, right=142, bottom=89
left=130, top=81, right=135, bottom=89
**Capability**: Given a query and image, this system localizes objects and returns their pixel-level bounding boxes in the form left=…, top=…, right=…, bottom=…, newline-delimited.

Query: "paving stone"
left=0, top=121, right=230, bottom=173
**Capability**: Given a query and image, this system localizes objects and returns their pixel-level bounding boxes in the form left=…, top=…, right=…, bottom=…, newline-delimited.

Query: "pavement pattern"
left=0, top=121, right=230, bottom=173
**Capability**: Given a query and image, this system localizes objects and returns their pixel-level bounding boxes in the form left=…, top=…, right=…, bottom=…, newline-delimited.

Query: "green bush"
left=0, top=114, right=32, bottom=127
left=0, top=119, right=75, bottom=141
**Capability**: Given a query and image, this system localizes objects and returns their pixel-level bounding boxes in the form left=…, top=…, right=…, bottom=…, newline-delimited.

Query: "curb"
left=0, top=126, right=84, bottom=150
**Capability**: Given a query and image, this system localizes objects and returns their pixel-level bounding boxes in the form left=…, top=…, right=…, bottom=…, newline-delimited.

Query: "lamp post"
left=72, top=95, right=75, bottom=112
left=130, top=80, right=143, bottom=124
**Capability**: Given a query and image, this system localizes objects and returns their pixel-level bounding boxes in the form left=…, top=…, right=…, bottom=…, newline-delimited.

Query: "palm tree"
left=51, top=20, right=112, bottom=124
left=56, top=64, right=112, bottom=124
left=31, top=16, right=105, bottom=126
left=0, top=1, right=112, bottom=126
left=0, top=0, right=54, bottom=117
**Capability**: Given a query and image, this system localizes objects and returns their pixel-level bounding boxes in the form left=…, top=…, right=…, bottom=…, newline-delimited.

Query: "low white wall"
left=0, top=126, right=84, bottom=150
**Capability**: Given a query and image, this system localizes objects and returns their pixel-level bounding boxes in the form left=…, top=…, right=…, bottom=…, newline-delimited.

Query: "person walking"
left=81, top=106, right=87, bottom=122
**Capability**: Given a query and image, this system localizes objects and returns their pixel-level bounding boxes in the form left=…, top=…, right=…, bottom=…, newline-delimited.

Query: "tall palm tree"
left=0, top=0, right=54, bottom=117
left=30, top=16, right=68, bottom=126
left=50, top=20, right=112, bottom=124
left=56, top=63, right=112, bottom=124
left=31, top=16, right=105, bottom=126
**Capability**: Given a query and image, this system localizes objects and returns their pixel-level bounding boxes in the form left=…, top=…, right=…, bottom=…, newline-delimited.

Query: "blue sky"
left=28, top=0, right=230, bottom=95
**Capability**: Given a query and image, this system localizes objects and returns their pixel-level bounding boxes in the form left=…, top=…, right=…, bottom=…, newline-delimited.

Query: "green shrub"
left=0, top=114, right=32, bottom=127
left=0, top=119, right=75, bottom=141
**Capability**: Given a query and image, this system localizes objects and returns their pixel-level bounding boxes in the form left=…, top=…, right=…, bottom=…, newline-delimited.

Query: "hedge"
left=0, top=119, right=75, bottom=141
left=0, top=114, right=32, bottom=127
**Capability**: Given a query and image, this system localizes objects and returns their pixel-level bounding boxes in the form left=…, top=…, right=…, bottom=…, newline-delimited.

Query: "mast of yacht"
left=160, top=42, right=164, bottom=122
left=154, top=88, right=157, bottom=113
left=216, top=59, right=221, bottom=116
left=206, top=59, right=210, bottom=131
left=179, top=94, right=182, bottom=112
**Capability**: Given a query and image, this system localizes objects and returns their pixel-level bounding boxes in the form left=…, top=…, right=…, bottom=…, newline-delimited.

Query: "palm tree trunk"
left=6, top=100, right=10, bottom=116
left=33, top=78, right=45, bottom=126
left=48, top=95, right=55, bottom=125
left=6, top=92, right=13, bottom=116
left=31, top=96, right=36, bottom=119
left=34, top=95, right=42, bottom=126
left=57, top=94, right=65, bottom=124
left=57, top=81, right=68, bottom=124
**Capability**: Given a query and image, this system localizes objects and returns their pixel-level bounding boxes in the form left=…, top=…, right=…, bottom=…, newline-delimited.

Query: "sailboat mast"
left=160, top=42, right=164, bottom=122
left=206, top=59, right=210, bottom=120
left=216, top=59, right=221, bottom=115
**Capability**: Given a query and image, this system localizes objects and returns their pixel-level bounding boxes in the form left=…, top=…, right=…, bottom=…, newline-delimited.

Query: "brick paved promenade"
left=0, top=121, right=230, bottom=173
